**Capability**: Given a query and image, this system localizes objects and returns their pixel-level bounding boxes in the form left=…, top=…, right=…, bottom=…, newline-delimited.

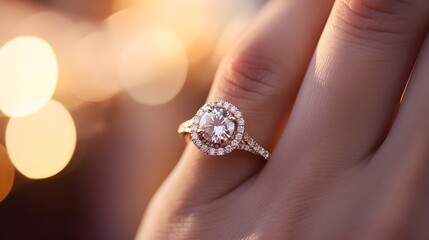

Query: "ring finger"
left=143, top=0, right=335, bottom=212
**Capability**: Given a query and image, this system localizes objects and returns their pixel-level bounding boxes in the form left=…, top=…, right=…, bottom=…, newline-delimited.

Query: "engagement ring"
left=178, top=100, right=270, bottom=159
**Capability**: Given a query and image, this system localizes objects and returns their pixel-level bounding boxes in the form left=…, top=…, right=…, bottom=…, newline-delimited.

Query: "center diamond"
left=198, top=107, right=235, bottom=145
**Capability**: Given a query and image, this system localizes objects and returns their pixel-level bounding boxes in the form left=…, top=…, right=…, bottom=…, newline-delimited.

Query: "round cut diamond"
left=198, top=107, right=236, bottom=146
left=217, top=148, right=225, bottom=155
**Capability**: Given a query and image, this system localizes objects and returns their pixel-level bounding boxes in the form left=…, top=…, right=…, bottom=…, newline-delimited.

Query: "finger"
left=148, top=0, right=334, bottom=207
left=209, top=0, right=334, bottom=150
left=273, top=0, right=429, bottom=170
left=174, top=0, right=335, bottom=204
left=374, top=34, right=429, bottom=169
left=137, top=1, right=335, bottom=236
left=360, top=37, right=429, bottom=239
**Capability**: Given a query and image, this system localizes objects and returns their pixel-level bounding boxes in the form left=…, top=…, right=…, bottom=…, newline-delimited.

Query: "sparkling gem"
left=198, top=107, right=236, bottom=146
left=235, top=133, right=242, bottom=140
left=238, top=126, right=244, bottom=133
left=223, top=102, right=231, bottom=109
left=217, top=148, right=225, bottom=155
left=195, top=139, right=202, bottom=147
left=225, top=145, right=232, bottom=153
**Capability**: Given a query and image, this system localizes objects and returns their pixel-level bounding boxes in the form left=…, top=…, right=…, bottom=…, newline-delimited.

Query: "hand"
left=136, top=0, right=429, bottom=239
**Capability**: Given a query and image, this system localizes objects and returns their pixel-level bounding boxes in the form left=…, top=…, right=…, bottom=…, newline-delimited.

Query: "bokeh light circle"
left=71, top=30, right=122, bottom=102
left=0, top=36, right=58, bottom=117
left=119, top=29, right=188, bottom=105
left=6, top=100, right=76, bottom=179
left=0, top=145, right=14, bottom=202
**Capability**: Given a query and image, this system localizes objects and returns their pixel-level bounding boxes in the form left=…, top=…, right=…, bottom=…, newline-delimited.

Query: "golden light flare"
left=0, top=1, right=36, bottom=46
left=0, top=36, right=58, bottom=117
left=6, top=100, right=77, bottom=179
left=71, top=30, right=122, bottom=102
left=149, top=0, right=207, bottom=48
left=0, top=145, right=14, bottom=202
left=106, top=8, right=148, bottom=37
left=13, top=11, right=77, bottom=43
left=109, top=0, right=207, bottom=48
left=13, top=11, right=85, bottom=108
left=119, top=30, right=188, bottom=105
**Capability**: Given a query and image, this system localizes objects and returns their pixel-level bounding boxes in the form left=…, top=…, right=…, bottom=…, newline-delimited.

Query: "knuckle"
left=218, top=51, right=284, bottom=104
left=332, top=0, right=420, bottom=47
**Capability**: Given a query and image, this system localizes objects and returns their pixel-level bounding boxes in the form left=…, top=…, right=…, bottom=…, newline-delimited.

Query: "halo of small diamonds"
left=190, top=100, right=245, bottom=156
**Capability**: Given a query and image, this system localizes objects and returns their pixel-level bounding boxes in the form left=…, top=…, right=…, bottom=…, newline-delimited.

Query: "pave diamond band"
left=178, top=100, right=270, bottom=160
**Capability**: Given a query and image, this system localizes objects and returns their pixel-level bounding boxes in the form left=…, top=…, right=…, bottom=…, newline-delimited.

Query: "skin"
left=136, top=0, right=429, bottom=239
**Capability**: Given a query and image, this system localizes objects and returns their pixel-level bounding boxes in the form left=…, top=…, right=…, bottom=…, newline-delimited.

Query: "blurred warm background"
left=0, top=0, right=263, bottom=239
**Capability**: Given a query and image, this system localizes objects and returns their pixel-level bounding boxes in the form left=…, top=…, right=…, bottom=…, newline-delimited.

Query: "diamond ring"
left=178, top=100, right=270, bottom=159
